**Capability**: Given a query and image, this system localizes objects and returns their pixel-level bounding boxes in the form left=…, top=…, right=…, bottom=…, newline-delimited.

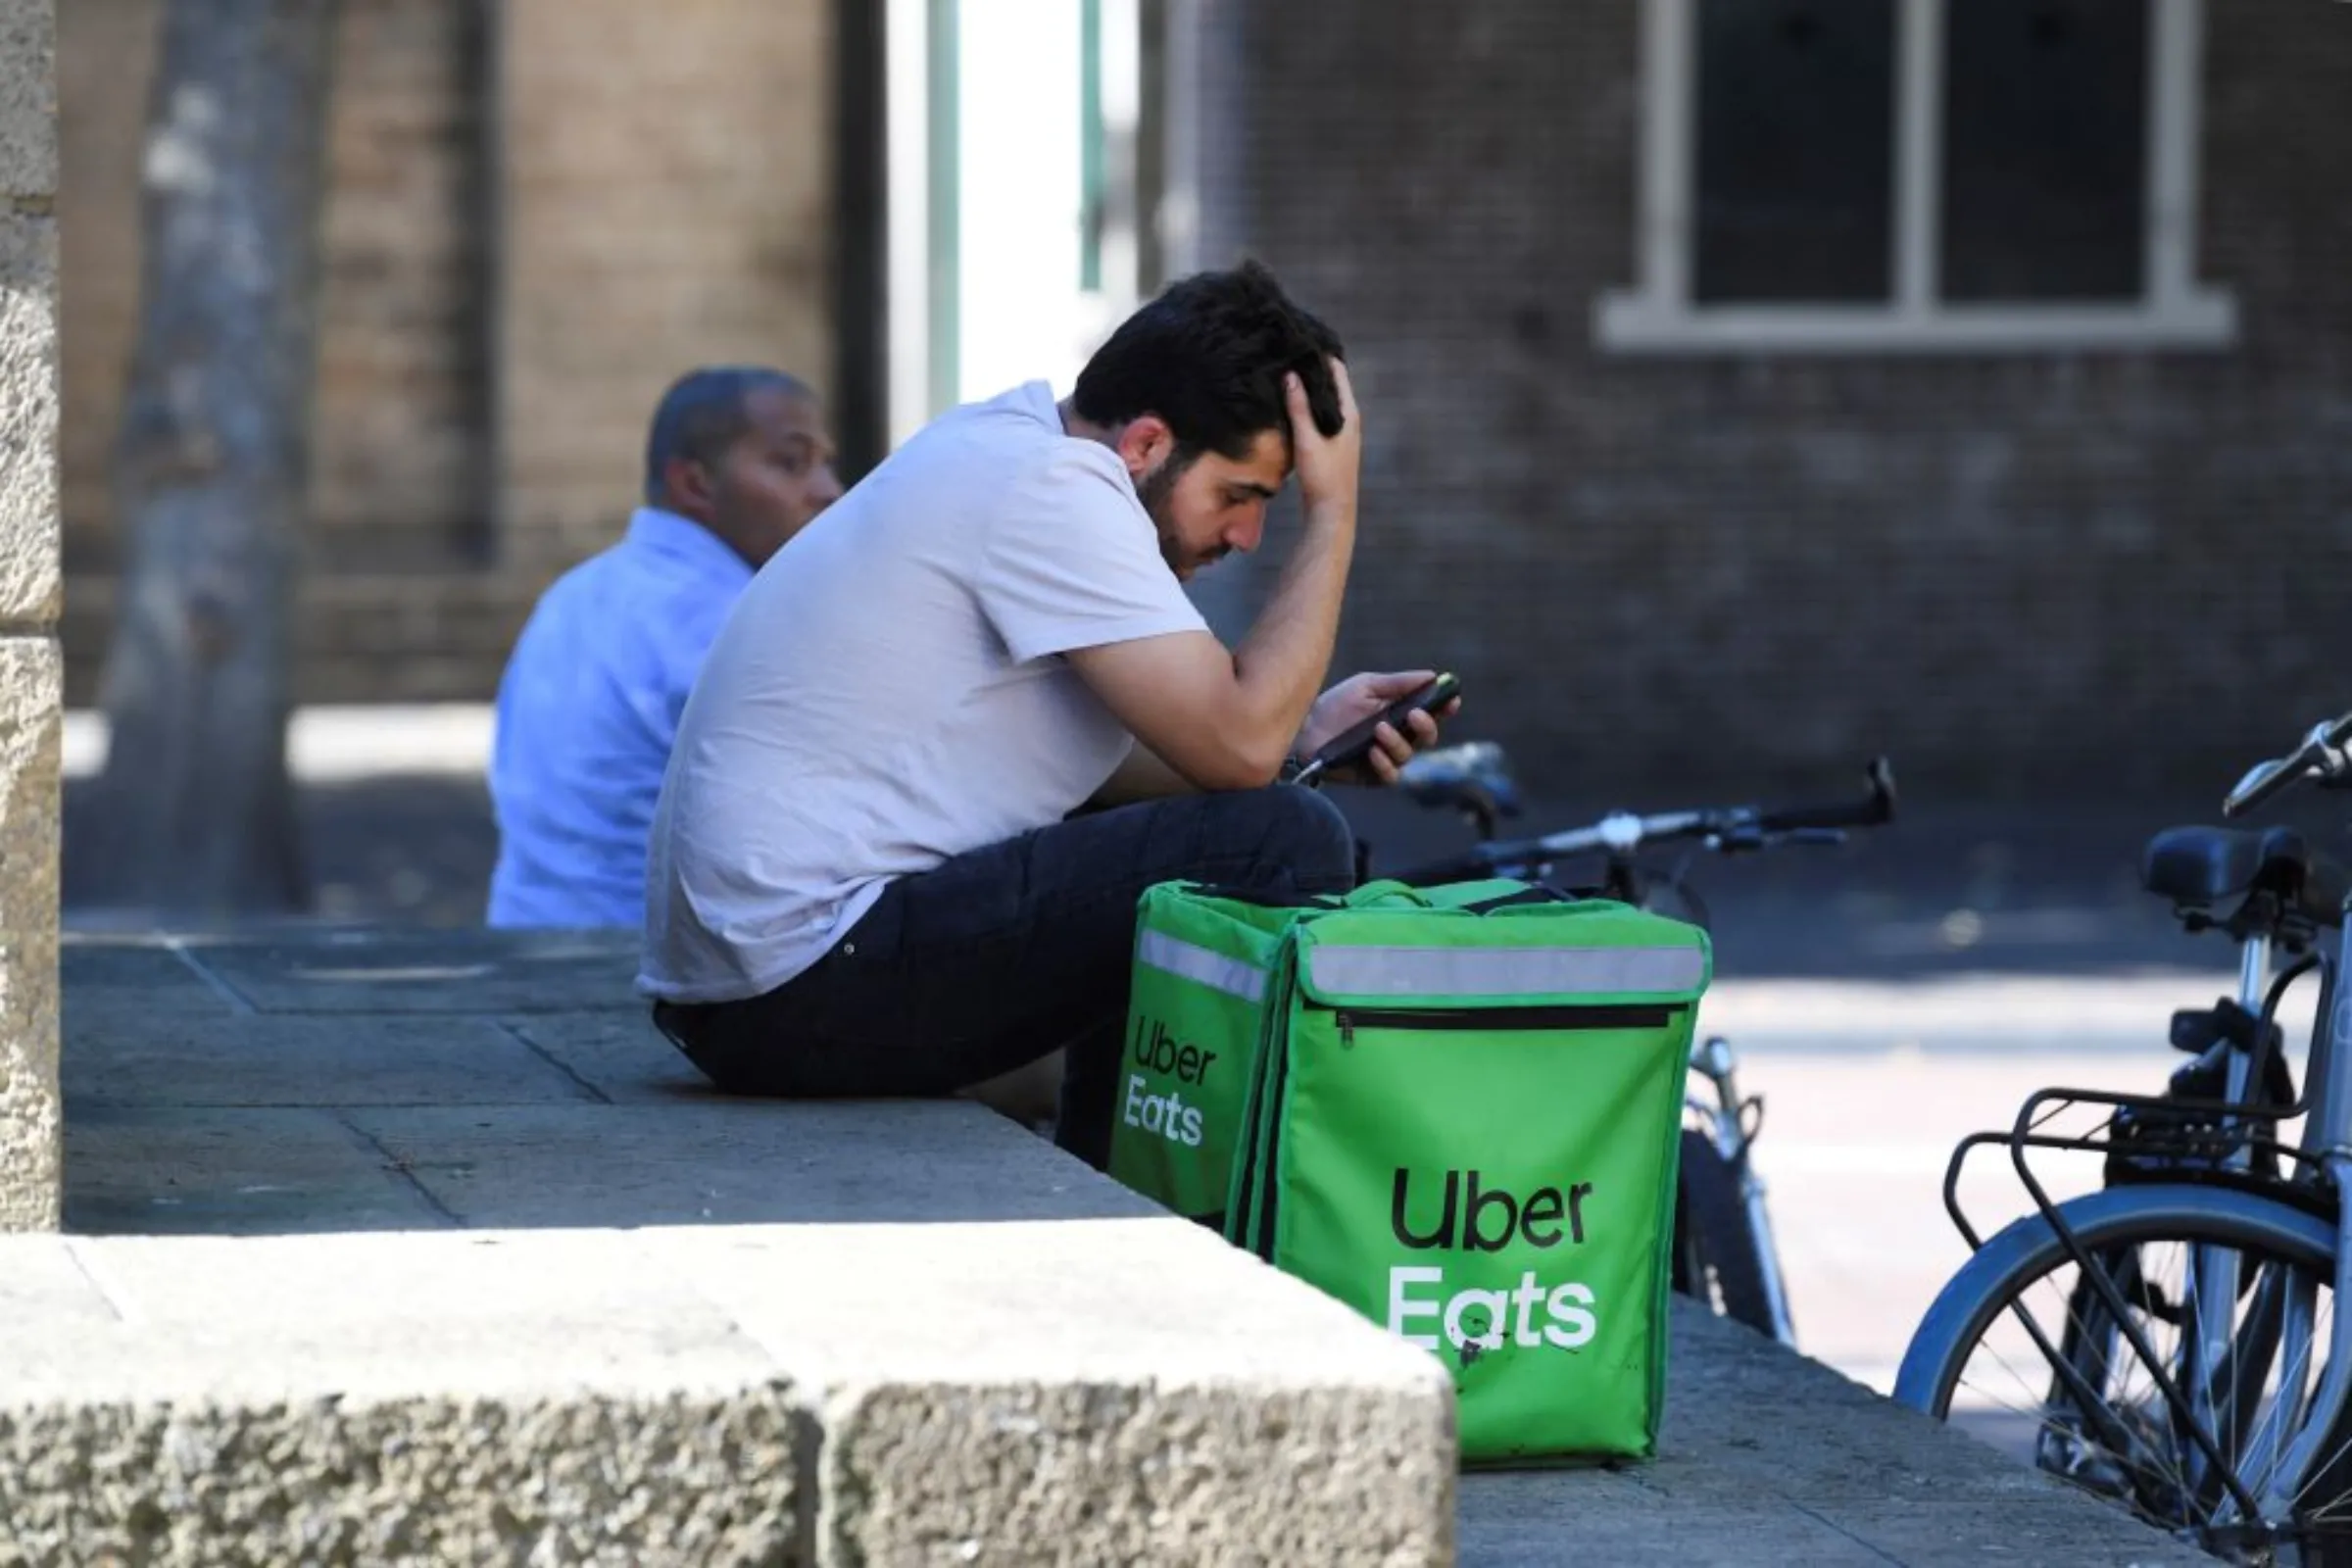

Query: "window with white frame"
left=1595, top=0, right=2236, bottom=353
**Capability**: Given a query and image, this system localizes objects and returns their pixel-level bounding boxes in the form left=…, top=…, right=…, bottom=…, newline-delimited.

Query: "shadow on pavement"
left=64, top=768, right=2352, bottom=982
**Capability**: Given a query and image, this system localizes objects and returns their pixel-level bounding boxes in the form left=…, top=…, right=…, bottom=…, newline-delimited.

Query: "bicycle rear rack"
left=1940, top=1085, right=2326, bottom=1256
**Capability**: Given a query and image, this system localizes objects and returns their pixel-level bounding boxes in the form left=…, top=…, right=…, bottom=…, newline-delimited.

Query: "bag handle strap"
left=1181, top=883, right=1348, bottom=909
left=1454, top=884, right=1631, bottom=917
left=1342, top=879, right=1438, bottom=908
left=1455, top=884, right=1569, bottom=914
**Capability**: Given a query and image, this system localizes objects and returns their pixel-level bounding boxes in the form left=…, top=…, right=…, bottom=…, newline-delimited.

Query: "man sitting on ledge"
left=485, top=367, right=843, bottom=929
left=640, top=263, right=1452, bottom=1169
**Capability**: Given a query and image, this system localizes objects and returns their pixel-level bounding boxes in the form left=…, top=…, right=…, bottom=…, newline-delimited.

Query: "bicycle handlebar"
left=1388, top=756, right=1897, bottom=885
left=2223, top=712, right=2352, bottom=819
left=1754, top=757, right=1899, bottom=833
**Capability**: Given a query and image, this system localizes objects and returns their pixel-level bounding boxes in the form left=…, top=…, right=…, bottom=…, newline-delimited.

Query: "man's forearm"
left=1227, top=502, right=1356, bottom=763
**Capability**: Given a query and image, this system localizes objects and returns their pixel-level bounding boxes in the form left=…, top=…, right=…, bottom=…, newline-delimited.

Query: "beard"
left=1136, top=450, right=1226, bottom=577
left=1136, top=453, right=1184, bottom=572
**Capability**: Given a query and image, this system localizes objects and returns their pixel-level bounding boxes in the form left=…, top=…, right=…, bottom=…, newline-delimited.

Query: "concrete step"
left=8, top=1115, right=1455, bottom=1565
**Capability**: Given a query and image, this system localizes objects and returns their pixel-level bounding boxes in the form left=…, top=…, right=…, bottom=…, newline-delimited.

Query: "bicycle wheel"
left=1670, top=1129, right=1787, bottom=1341
left=1894, top=1183, right=2352, bottom=1563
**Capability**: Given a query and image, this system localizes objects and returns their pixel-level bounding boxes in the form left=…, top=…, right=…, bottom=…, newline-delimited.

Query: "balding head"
left=642, top=367, right=842, bottom=567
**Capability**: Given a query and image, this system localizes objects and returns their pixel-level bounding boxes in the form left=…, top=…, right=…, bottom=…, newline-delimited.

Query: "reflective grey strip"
left=1138, top=930, right=1267, bottom=1003
left=1305, top=943, right=1705, bottom=1000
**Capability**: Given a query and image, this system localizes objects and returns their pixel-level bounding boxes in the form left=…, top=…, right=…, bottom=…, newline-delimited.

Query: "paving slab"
left=1809, top=1496, right=2218, bottom=1566
left=347, top=1100, right=1144, bottom=1229
left=65, top=1105, right=453, bottom=1235
left=499, top=1009, right=715, bottom=1103
left=1458, top=1475, right=1893, bottom=1568
left=1457, top=1303, right=2215, bottom=1567
left=62, top=940, right=230, bottom=994
left=179, top=928, right=644, bottom=1014
left=64, top=1012, right=599, bottom=1109
left=59, top=945, right=243, bottom=1053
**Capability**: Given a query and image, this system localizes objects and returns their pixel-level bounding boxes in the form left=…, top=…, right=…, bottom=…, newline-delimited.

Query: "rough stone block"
left=0, top=1392, right=807, bottom=1568
left=0, top=636, right=57, bottom=1230
left=0, top=215, right=59, bottom=624
left=0, top=1232, right=805, bottom=1564
left=0, top=0, right=54, bottom=196
left=653, top=1219, right=1458, bottom=1567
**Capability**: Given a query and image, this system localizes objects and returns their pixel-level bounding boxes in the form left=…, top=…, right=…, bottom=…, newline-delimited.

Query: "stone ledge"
left=0, top=214, right=59, bottom=625
left=24, top=1098, right=1457, bottom=1565
left=0, top=1388, right=806, bottom=1568
left=0, top=635, right=59, bottom=1232
left=0, top=0, right=54, bottom=198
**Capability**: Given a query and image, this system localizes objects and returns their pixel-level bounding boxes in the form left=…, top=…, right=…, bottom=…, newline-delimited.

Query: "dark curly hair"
left=1070, top=260, right=1346, bottom=464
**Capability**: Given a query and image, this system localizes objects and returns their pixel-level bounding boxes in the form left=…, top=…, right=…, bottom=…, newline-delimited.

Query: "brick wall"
left=1191, top=1, right=2352, bottom=801
left=57, top=0, right=835, bottom=707
left=496, top=0, right=834, bottom=570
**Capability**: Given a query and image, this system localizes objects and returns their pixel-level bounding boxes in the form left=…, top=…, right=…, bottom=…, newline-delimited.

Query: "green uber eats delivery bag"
left=1106, top=877, right=1536, bottom=1231
left=1107, top=877, right=1713, bottom=1466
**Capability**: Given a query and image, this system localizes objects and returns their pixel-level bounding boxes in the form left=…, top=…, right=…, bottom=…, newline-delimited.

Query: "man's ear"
left=662, top=455, right=718, bottom=517
left=1112, top=416, right=1176, bottom=481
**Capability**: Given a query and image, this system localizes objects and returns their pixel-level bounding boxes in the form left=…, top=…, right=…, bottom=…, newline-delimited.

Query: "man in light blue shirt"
left=486, top=367, right=843, bottom=928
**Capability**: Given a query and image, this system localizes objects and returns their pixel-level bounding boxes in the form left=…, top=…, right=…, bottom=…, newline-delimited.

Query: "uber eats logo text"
left=1121, top=1018, right=1219, bottom=1149
left=1387, top=1167, right=1600, bottom=1354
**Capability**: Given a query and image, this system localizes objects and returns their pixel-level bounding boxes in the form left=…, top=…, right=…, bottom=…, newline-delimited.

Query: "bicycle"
left=1893, top=711, right=2352, bottom=1563
left=1366, top=742, right=1900, bottom=1348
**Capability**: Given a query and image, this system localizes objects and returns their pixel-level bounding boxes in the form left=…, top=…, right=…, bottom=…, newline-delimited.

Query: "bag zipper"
left=1333, top=1004, right=1676, bottom=1049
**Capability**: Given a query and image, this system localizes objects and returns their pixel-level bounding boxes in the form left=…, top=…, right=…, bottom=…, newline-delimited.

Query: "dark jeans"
left=652, top=785, right=1358, bottom=1169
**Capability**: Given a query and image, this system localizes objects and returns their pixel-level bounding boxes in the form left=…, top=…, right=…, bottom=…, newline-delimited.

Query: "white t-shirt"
left=638, top=381, right=1211, bottom=1003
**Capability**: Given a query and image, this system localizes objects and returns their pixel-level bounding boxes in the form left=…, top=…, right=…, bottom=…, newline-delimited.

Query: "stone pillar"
left=0, top=0, right=61, bottom=1230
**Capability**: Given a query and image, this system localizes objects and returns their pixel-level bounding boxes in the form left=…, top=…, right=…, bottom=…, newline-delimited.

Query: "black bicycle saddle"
left=2140, top=824, right=2348, bottom=919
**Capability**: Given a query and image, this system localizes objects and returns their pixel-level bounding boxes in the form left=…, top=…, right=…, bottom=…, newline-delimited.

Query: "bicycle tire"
left=1892, top=1183, right=2352, bottom=1563
left=1671, top=1129, right=1784, bottom=1340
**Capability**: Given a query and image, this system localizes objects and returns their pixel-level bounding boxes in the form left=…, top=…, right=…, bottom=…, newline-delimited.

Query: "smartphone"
left=1294, top=672, right=1461, bottom=784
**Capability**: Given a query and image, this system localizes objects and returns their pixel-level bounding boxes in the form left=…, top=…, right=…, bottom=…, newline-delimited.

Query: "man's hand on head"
left=1293, top=669, right=1461, bottom=787
left=1288, top=358, right=1360, bottom=523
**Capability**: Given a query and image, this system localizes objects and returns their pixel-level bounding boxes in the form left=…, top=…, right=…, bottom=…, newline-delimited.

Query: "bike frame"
left=1687, top=1033, right=1798, bottom=1345
left=2248, top=906, right=2352, bottom=1521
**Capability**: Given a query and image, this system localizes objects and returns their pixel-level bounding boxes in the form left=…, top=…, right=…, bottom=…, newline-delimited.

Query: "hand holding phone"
left=1291, top=672, right=1462, bottom=787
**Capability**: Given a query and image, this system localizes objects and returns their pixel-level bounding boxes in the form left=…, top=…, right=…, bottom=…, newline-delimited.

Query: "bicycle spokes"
left=1948, top=1229, right=2344, bottom=1558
